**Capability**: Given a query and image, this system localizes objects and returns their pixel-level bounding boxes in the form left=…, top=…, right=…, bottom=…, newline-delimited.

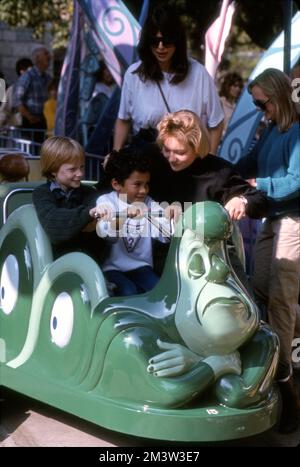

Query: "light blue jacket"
left=236, top=121, right=300, bottom=217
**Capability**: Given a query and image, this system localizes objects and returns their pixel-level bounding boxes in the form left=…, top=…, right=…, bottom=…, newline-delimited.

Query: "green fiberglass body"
left=0, top=184, right=279, bottom=442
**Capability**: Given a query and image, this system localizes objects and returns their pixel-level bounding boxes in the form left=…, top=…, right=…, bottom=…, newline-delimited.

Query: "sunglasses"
left=252, top=98, right=271, bottom=111
left=150, top=36, right=176, bottom=48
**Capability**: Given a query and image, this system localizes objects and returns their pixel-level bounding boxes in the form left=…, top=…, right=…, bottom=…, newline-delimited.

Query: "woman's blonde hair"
left=157, top=110, right=210, bottom=158
left=248, top=68, right=298, bottom=132
left=40, top=136, right=85, bottom=179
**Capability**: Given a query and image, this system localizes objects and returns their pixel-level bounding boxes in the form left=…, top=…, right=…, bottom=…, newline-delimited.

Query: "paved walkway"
left=1, top=381, right=299, bottom=447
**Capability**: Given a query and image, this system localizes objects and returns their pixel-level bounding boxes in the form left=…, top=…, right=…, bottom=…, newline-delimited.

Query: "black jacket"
left=32, top=182, right=101, bottom=260
left=151, top=154, right=269, bottom=219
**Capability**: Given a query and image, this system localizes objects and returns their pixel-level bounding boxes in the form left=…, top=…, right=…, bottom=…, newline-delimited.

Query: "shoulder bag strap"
left=156, top=81, right=171, bottom=113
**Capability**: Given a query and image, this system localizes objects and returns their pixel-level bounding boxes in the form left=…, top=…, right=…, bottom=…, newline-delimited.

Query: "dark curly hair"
left=105, top=147, right=152, bottom=184
left=135, top=6, right=189, bottom=84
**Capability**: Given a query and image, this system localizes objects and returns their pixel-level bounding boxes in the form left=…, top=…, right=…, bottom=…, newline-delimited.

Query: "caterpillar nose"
left=206, top=255, right=230, bottom=284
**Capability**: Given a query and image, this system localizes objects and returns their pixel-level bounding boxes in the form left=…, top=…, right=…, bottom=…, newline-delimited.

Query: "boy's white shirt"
left=96, top=191, right=170, bottom=272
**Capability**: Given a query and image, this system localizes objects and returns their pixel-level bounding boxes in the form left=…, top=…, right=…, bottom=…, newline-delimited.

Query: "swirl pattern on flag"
left=78, top=0, right=140, bottom=87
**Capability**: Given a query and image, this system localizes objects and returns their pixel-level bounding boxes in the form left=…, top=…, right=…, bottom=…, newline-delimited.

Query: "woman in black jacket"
left=151, top=110, right=269, bottom=295
left=153, top=110, right=268, bottom=220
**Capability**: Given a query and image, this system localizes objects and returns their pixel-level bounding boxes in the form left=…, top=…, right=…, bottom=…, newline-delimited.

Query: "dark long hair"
left=135, top=6, right=189, bottom=85
left=219, top=72, right=243, bottom=99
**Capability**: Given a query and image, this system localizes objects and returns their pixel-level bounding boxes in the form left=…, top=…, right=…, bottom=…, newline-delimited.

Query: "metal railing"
left=0, top=126, right=46, bottom=139
left=0, top=126, right=44, bottom=155
left=0, top=128, right=105, bottom=181
left=2, top=187, right=35, bottom=223
left=85, top=152, right=105, bottom=181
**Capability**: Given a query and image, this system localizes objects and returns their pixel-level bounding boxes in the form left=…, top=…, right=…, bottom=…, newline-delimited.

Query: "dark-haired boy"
left=95, top=148, right=170, bottom=296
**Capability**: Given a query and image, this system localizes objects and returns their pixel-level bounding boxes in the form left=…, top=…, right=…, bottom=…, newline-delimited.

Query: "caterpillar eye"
left=0, top=255, right=19, bottom=315
left=50, top=292, right=74, bottom=348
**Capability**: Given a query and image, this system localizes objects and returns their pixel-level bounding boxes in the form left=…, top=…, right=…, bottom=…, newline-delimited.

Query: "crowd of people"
left=0, top=50, right=115, bottom=142
left=0, top=47, right=53, bottom=142
left=0, top=5, right=299, bottom=436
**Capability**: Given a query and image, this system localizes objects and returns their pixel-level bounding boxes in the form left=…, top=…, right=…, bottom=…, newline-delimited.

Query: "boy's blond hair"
left=157, top=110, right=210, bottom=158
left=40, top=136, right=85, bottom=179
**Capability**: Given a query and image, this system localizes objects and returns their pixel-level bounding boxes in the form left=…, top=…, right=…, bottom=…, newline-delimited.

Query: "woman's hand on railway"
left=224, top=196, right=247, bottom=220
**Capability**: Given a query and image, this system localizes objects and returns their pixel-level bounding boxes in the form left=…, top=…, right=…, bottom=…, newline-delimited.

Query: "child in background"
left=32, top=136, right=101, bottom=260
left=95, top=148, right=171, bottom=296
left=43, top=79, right=58, bottom=136
left=0, top=153, right=30, bottom=182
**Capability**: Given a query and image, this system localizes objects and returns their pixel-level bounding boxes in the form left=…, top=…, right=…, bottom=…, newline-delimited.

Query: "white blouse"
left=118, top=58, right=224, bottom=134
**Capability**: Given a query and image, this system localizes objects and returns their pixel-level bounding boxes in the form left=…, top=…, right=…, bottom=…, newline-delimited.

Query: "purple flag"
left=78, top=0, right=140, bottom=87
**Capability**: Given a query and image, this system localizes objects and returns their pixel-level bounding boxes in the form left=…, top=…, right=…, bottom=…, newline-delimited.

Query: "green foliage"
left=1, top=0, right=299, bottom=56
left=0, top=0, right=73, bottom=49
left=128, top=0, right=299, bottom=50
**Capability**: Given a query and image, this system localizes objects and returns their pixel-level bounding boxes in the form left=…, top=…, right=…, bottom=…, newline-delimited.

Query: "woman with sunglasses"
left=113, top=6, right=224, bottom=155
left=235, top=68, right=300, bottom=434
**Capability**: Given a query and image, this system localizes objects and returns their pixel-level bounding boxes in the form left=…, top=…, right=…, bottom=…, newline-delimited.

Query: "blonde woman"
left=235, top=68, right=300, bottom=433
left=151, top=109, right=269, bottom=298
left=155, top=110, right=268, bottom=221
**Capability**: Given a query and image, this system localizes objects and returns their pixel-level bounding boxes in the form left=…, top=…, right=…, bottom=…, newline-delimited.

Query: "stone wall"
left=0, top=21, right=52, bottom=87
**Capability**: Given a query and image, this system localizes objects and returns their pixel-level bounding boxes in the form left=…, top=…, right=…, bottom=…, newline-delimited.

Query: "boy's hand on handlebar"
left=91, top=204, right=113, bottom=220
left=164, top=203, right=182, bottom=222
left=127, top=205, right=145, bottom=218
